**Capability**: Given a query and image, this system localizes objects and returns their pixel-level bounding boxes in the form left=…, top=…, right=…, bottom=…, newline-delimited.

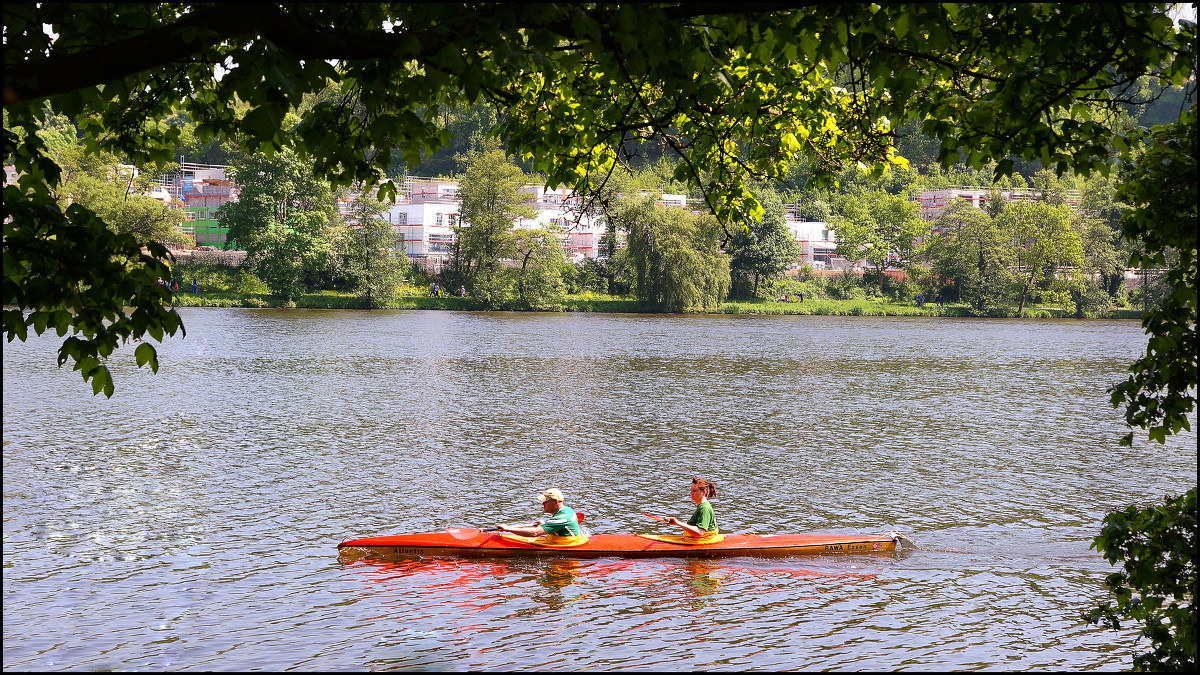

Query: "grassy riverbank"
left=169, top=285, right=1143, bottom=319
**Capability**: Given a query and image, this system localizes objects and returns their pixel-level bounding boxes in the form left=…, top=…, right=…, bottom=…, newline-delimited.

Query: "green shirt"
left=540, top=505, right=581, bottom=536
left=686, top=500, right=717, bottom=533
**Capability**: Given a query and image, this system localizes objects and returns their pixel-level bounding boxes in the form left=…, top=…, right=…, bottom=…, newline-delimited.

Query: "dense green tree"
left=617, top=195, right=730, bottom=312
left=727, top=188, right=800, bottom=298
left=1077, top=214, right=1127, bottom=298
left=1079, top=175, right=1133, bottom=297
left=1031, top=168, right=1071, bottom=206
left=998, top=201, right=1085, bottom=317
left=927, top=201, right=1015, bottom=314
left=28, top=107, right=80, bottom=158
left=339, top=196, right=406, bottom=309
left=832, top=189, right=927, bottom=291
left=167, top=111, right=241, bottom=166
left=511, top=228, right=567, bottom=311
left=452, top=147, right=537, bottom=307
left=2, top=192, right=181, bottom=396
left=219, top=148, right=338, bottom=301
left=1108, top=105, right=1197, bottom=447
left=1088, top=489, right=1197, bottom=672
left=894, top=117, right=940, bottom=171
left=47, top=142, right=191, bottom=250
left=1125, top=80, right=1197, bottom=127
left=408, top=102, right=500, bottom=178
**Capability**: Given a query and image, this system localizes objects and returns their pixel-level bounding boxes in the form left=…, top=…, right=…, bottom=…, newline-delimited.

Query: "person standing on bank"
left=497, top=488, right=581, bottom=537
left=665, top=477, right=718, bottom=538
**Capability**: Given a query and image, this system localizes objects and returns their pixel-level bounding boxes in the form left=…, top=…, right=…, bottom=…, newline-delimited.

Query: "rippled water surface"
left=4, top=309, right=1195, bottom=671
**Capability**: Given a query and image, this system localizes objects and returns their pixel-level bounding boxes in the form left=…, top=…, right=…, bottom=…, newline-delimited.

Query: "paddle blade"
left=576, top=511, right=586, bottom=523
left=642, top=512, right=668, bottom=523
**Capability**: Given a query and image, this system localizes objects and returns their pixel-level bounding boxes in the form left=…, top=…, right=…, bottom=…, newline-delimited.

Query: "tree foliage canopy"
left=1089, top=105, right=1197, bottom=672
left=452, top=147, right=537, bottom=307
left=998, top=200, right=1085, bottom=317
left=927, top=201, right=1016, bottom=314
left=727, top=187, right=800, bottom=299
left=1087, top=489, right=1197, bottom=672
left=219, top=148, right=338, bottom=301
left=339, top=196, right=406, bottom=309
left=1108, top=106, right=1197, bottom=447
left=832, top=189, right=926, bottom=287
left=2, top=3, right=1195, bottom=392
left=618, top=196, right=730, bottom=312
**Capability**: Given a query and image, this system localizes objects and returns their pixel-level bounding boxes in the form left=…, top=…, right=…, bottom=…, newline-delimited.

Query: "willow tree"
left=618, top=196, right=730, bottom=312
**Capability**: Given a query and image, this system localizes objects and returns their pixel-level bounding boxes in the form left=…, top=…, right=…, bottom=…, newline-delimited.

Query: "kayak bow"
left=337, top=529, right=904, bottom=560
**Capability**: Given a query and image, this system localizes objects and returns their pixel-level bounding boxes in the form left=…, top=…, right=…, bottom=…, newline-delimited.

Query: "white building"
left=376, top=180, right=462, bottom=265
left=313, top=173, right=850, bottom=271
left=512, top=185, right=611, bottom=263
left=365, top=177, right=681, bottom=271
left=785, top=217, right=837, bottom=268
left=779, top=204, right=839, bottom=268
left=910, top=186, right=1082, bottom=223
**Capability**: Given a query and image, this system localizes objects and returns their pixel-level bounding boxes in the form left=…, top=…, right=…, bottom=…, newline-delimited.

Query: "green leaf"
left=134, top=342, right=158, bottom=371
left=89, top=365, right=111, bottom=396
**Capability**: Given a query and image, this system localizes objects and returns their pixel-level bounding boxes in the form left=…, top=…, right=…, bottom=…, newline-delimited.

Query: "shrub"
left=826, top=271, right=866, bottom=300
left=233, top=270, right=270, bottom=295
left=171, top=259, right=246, bottom=292
left=1087, top=489, right=1197, bottom=672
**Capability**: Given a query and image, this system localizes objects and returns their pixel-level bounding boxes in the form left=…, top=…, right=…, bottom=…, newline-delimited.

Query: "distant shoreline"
left=167, top=291, right=1145, bottom=319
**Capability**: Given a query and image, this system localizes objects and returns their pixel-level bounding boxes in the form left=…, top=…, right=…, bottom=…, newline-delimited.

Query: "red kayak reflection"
left=341, top=555, right=882, bottom=611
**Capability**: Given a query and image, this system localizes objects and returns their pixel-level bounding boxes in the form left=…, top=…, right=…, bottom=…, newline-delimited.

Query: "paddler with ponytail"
left=664, top=477, right=721, bottom=542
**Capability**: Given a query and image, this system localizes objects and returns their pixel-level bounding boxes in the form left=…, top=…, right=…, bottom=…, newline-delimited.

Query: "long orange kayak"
left=337, top=529, right=906, bottom=560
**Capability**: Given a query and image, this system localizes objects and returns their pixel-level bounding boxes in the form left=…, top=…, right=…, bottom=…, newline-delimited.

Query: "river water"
left=3, top=309, right=1195, bottom=671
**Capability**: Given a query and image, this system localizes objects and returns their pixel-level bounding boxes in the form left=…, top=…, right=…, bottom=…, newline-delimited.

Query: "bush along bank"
left=167, top=260, right=1146, bottom=318
left=169, top=286, right=1140, bottom=319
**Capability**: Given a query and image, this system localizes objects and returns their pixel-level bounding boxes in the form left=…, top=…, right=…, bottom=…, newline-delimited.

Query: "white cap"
left=536, top=488, right=565, bottom=503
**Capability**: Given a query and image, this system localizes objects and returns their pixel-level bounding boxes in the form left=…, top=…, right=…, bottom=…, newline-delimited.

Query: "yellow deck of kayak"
left=637, top=533, right=726, bottom=545
left=498, top=533, right=591, bottom=548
